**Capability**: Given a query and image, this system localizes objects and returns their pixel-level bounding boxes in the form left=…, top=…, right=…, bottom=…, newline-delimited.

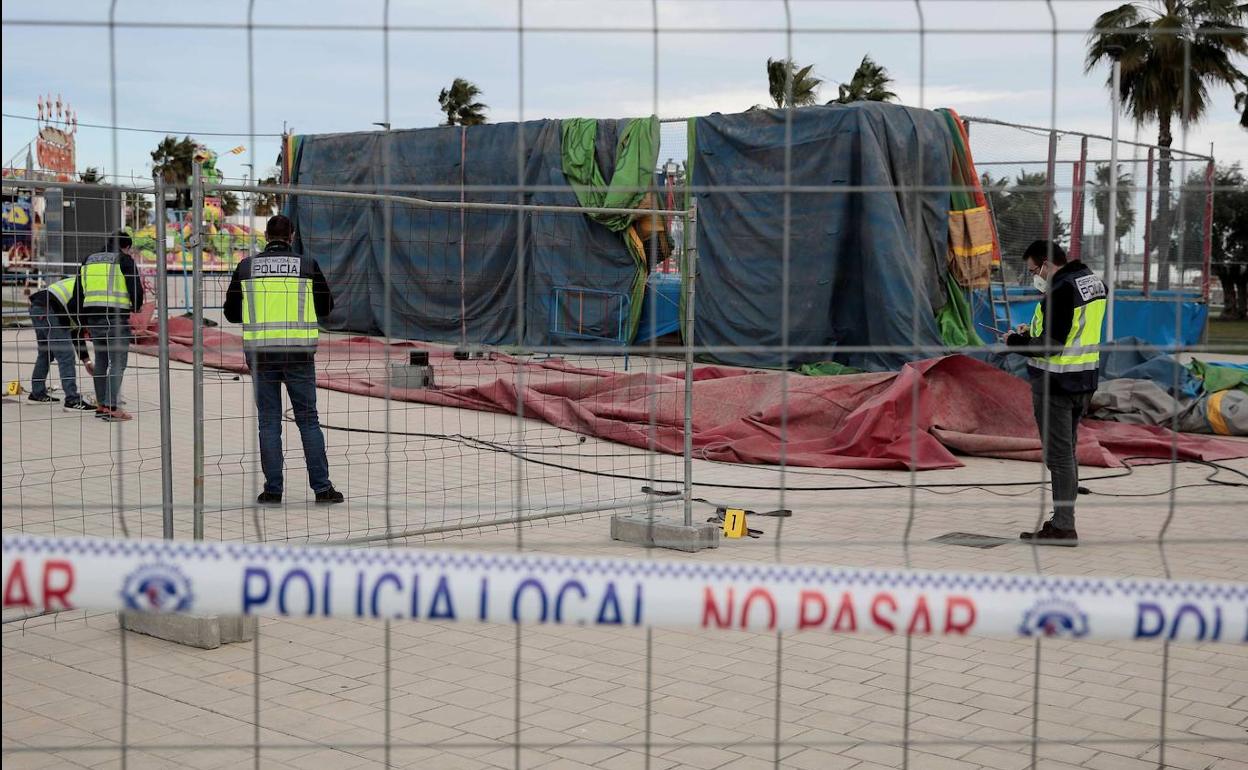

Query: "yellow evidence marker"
left=722, top=508, right=748, bottom=539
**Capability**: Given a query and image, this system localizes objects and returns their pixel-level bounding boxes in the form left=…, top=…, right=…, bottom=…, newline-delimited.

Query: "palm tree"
left=1236, top=74, right=1248, bottom=127
left=438, top=78, right=488, bottom=126
left=766, top=57, right=823, bottom=108
left=830, top=54, right=899, bottom=104
left=151, top=135, right=197, bottom=209
left=253, top=168, right=281, bottom=216
left=1086, top=0, right=1248, bottom=288
left=219, top=191, right=240, bottom=218
left=1091, top=163, right=1136, bottom=263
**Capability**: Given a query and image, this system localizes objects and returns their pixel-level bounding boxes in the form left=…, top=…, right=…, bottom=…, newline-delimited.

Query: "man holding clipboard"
left=1000, top=240, right=1107, bottom=547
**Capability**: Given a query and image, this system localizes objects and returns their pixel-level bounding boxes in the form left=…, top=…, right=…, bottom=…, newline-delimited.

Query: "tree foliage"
left=1172, top=162, right=1248, bottom=316
left=151, top=135, right=197, bottom=209
left=830, top=55, right=899, bottom=104
left=982, top=171, right=1070, bottom=275
left=219, top=190, right=240, bottom=217
left=438, top=78, right=489, bottom=126
left=1091, top=163, right=1136, bottom=249
left=1085, top=0, right=1247, bottom=287
left=766, top=57, right=823, bottom=108
left=253, top=167, right=281, bottom=217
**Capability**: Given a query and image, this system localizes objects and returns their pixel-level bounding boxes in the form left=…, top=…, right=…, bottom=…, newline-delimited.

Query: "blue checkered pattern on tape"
left=4, top=534, right=1246, bottom=601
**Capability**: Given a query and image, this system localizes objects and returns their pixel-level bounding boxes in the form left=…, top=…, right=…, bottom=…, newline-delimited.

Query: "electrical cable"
left=308, top=417, right=1247, bottom=498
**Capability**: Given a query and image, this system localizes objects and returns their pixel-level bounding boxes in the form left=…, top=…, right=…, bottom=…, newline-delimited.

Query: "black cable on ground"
left=308, top=417, right=1247, bottom=498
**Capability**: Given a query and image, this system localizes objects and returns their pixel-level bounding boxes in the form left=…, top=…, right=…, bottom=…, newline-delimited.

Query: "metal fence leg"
left=1143, top=148, right=1154, bottom=298
left=682, top=200, right=698, bottom=528
left=1200, top=159, right=1214, bottom=305
left=154, top=174, right=175, bottom=540
left=609, top=200, right=717, bottom=553
left=191, top=160, right=205, bottom=541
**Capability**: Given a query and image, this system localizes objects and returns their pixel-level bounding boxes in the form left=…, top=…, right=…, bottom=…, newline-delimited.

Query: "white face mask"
left=1032, top=273, right=1048, bottom=293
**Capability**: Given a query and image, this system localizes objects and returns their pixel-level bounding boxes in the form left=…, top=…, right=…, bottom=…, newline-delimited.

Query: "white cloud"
left=892, top=84, right=1045, bottom=109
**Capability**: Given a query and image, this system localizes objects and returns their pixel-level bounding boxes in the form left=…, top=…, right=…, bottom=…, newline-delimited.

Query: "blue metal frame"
left=550, top=286, right=631, bottom=344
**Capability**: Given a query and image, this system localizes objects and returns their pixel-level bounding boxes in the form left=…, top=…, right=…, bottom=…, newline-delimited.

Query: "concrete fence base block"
left=119, top=612, right=256, bottom=650
left=610, top=512, right=720, bottom=553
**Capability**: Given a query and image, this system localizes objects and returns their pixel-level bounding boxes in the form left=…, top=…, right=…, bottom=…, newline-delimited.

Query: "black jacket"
left=1006, top=260, right=1104, bottom=394
left=224, top=241, right=333, bottom=363
left=72, top=251, right=145, bottom=321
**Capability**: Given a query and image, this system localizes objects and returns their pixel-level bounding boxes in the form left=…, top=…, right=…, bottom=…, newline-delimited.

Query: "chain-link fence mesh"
left=3, top=4, right=1247, bottom=770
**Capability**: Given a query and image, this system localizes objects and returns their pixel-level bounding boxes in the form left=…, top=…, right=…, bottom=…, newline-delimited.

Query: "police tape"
left=3, top=534, right=1245, bottom=643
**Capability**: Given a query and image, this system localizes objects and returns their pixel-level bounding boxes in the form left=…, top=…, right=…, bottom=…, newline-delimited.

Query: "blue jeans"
left=30, top=305, right=80, bottom=401
left=247, top=355, right=332, bottom=495
left=86, top=316, right=130, bottom=409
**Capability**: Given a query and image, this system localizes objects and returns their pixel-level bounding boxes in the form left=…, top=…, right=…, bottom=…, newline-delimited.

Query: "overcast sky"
left=3, top=0, right=1245, bottom=186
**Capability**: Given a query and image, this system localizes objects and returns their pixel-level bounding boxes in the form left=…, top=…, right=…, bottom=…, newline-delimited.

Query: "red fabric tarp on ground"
left=130, top=308, right=1248, bottom=471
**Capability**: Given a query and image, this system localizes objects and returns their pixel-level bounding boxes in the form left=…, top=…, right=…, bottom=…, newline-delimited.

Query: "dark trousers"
left=247, top=354, right=331, bottom=495
left=30, top=305, right=80, bottom=401
left=1031, top=388, right=1092, bottom=530
left=86, top=315, right=130, bottom=409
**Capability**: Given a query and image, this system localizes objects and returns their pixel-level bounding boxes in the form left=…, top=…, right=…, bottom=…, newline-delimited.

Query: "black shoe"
left=1020, top=520, right=1078, bottom=547
left=315, top=487, right=344, bottom=505
left=28, top=393, right=59, bottom=403
left=256, top=492, right=282, bottom=506
left=63, top=400, right=96, bottom=412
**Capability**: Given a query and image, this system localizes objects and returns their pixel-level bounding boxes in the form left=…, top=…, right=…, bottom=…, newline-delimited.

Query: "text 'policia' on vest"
left=1028, top=262, right=1108, bottom=392
left=238, top=250, right=320, bottom=352
left=79, top=252, right=130, bottom=311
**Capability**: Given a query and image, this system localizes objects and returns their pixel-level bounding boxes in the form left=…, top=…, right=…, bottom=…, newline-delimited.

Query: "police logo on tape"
left=1018, top=597, right=1089, bottom=638
left=121, top=563, right=194, bottom=613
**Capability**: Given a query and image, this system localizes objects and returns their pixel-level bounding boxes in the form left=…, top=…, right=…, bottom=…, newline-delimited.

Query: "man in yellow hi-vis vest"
left=223, top=215, right=343, bottom=506
left=73, top=231, right=144, bottom=422
left=1006, top=240, right=1107, bottom=547
left=27, top=275, right=94, bottom=411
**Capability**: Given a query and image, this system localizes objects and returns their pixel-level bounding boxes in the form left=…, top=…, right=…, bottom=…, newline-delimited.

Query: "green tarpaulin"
left=561, top=116, right=660, bottom=340
left=1190, top=359, right=1248, bottom=394
left=797, top=361, right=865, bottom=376
left=934, top=108, right=983, bottom=350
left=936, top=274, right=982, bottom=349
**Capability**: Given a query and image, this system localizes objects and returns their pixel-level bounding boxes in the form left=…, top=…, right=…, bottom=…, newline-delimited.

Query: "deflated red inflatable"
left=130, top=308, right=1247, bottom=471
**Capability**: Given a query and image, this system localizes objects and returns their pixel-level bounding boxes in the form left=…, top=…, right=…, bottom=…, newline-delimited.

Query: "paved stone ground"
left=3, top=324, right=1247, bottom=769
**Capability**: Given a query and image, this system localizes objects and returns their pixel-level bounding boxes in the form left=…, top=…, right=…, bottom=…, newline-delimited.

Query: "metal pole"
left=1069, top=137, right=1088, bottom=262
left=191, top=160, right=205, bottom=540
left=206, top=181, right=673, bottom=219
left=1105, top=58, right=1121, bottom=342
left=1043, top=130, right=1057, bottom=241
left=1201, top=159, right=1214, bottom=303
left=1143, top=148, right=1154, bottom=297
left=154, top=174, right=175, bottom=539
left=682, top=200, right=698, bottom=527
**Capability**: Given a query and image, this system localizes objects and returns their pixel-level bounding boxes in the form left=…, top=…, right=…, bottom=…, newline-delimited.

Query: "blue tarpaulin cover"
left=287, top=104, right=956, bottom=367
left=286, top=120, right=643, bottom=347
left=689, top=103, right=954, bottom=370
